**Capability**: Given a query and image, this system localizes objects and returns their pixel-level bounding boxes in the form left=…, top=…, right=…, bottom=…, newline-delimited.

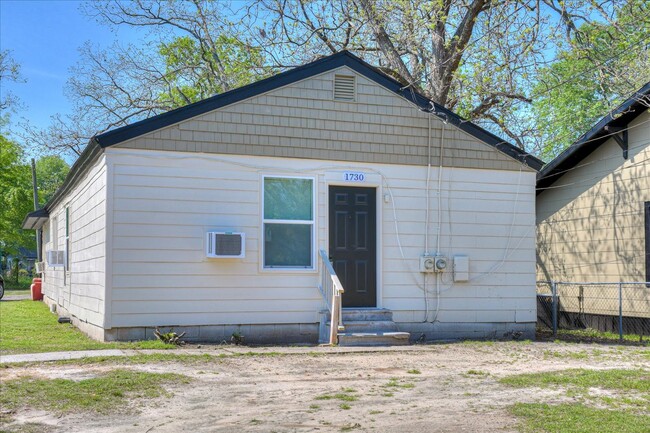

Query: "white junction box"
left=453, top=255, right=469, bottom=282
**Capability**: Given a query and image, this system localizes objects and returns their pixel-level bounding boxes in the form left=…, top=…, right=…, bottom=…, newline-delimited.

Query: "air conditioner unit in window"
left=35, top=261, right=45, bottom=274
left=47, top=250, right=65, bottom=268
left=206, top=232, right=245, bottom=258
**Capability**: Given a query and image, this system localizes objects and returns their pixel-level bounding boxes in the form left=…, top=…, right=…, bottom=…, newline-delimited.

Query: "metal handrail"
left=318, top=249, right=345, bottom=345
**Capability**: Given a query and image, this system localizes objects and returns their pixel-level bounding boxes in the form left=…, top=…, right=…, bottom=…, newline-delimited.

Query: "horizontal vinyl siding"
left=537, top=110, right=650, bottom=284
left=107, top=149, right=536, bottom=328
left=114, top=67, right=531, bottom=172
left=42, top=156, right=107, bottom=327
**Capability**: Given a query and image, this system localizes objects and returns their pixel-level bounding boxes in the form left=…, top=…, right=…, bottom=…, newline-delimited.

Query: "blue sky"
left=1, top=0, right=142, bottom=131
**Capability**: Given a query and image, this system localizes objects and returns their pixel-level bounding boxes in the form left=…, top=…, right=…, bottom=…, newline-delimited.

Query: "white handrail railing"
left=318, top=249, right=345, bottom=345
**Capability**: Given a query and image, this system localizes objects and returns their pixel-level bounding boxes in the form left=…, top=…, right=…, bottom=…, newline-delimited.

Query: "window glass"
left=51, top=217, right=58, bottom=250
left=264, top=177, right=313, bottom=220
left=264, top=224, right=312, bottom=267
left=263, top=177, right=314, bottom=268
left=65, top=207, right=70, bottom=271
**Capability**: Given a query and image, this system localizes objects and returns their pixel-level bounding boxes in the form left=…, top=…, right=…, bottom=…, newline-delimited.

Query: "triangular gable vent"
left=334, top=74, right=356, bottom=101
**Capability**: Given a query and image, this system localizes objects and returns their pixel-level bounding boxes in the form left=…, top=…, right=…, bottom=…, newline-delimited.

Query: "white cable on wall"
left=430, top=121, right=446, bottom=323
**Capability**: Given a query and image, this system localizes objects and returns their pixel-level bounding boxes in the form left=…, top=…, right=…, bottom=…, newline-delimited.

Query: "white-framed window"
left=51, top=216, right=58, bottom=250
left=43, top=221, right=50, bottom=243
left=65, top=206, right=70, bottom=271
left=262, top=176, right=315, bottom=269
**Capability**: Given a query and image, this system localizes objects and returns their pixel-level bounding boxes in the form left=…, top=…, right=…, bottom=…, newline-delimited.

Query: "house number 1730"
left=344, top=172, right=365, bottom=181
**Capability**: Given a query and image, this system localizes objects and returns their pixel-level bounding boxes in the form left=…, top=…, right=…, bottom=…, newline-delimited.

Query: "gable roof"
left=94, top=50, right=542, bottom=169
left=24, top=51, right=543, bottom=228
left=537, top=81, right=650, bottom=193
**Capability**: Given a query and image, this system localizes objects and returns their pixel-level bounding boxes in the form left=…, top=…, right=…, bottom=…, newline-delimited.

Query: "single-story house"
left=536, top=82, right=650, bottom=328
left=23, top=51, right=543, bottom=344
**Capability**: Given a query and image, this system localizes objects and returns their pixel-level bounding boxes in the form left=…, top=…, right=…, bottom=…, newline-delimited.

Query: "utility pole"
left=31, top=158, right=42, bottom=262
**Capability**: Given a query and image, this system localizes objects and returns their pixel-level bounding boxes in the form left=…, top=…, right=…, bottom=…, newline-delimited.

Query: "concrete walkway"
left=1, top=294, right=31, bottom=301
left=0, top=343, right=443, bottom=364
left=0, top=349, right=131, bottom=364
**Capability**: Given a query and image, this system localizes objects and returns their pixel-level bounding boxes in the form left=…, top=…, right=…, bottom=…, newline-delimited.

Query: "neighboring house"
left=23, top=51, right=542, bottom=344
left=3, top=248, right=37, bottom=274
left=536, top=83, right=650, bottom=326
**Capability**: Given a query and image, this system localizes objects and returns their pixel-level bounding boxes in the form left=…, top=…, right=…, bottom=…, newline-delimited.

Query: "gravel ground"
left=1, top=341, right=648, bottom=433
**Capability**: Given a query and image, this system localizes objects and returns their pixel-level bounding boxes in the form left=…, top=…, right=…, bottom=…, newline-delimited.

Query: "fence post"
left=552, top=281, right=558, bottom=337
left=618, top=282, right=623, bottom=342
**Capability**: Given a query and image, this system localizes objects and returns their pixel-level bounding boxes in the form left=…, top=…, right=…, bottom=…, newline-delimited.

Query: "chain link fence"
left=536, top=281, right=650, bottom=341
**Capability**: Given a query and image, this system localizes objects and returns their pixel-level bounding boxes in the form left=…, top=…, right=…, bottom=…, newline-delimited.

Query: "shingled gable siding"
left=114, top=67, right=534, bottom=173
left=537, top=110, right=650, bottom=284
left=42, top=155, right=107, bottom=336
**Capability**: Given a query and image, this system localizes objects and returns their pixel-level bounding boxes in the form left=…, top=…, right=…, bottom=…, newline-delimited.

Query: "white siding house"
left=24, top=51, right=543, bottom=343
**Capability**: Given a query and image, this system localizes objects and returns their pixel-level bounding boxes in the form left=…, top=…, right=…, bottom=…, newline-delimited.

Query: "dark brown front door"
left=329, top=186, right=377, bottom=307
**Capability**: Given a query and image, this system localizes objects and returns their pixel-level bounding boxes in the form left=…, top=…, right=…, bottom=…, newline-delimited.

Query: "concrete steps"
left=338, top=331, right=410, bottom=346
left=320, top=308, right=410, bottom=346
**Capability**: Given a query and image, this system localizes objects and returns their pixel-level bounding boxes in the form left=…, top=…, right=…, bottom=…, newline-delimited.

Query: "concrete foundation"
left=397, top=321, right=536, bottom=342
left=102, top=321, right=534, bottom=344
left=104, top=323, right=320, bottom=344
left=41, top=294, right=535, bottom=344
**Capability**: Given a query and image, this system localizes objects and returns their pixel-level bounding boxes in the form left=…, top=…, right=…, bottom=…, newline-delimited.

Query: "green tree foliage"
left=532, top=1, right=650, bottom=160
left=0, top=135, right=35, bottom=256
left=158, top=35, right=267, bottom=108
left=0, top=137, right=70, bottom=258
left=18, top=1, right=650, bottom=159
left=36, top=156, right=70, bottom=205
left=22, top=1, right=272, bottom=156
left=0, top=50, right=24, bottom=126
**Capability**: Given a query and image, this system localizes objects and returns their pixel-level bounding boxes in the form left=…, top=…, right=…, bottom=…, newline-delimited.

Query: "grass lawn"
left=501, top=368, right=649, bottom=394
left=502, top=369, right=650, bottom=433
left=0, top=370, right=190, bottom=414
left=511, top=403, right=650, bottom=433
left=0, top=300, right=172, bottom=355
left=537, top=327, right=649, bottom=346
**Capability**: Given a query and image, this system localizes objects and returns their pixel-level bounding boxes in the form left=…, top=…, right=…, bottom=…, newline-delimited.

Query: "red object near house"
left=30, top=278, right=43, bottom=301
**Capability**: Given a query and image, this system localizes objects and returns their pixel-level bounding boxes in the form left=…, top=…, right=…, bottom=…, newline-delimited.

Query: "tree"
left=25, top=1, right=650, bottom=157
left=532, top=1, right=650, bottom=160
left=36, top=156, right=70, bottom=205
left=0, top=136, right=70, bottom=263
left=251, top=0, right=649, bottom=150
left=0, top=50, right=24, bottom=126
left=0, top=135, right=35, bottom=257
left=21, top=0, right=270, bottom=156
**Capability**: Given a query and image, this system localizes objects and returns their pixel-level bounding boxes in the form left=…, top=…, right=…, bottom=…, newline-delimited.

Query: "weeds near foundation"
left=154, top=328, right=186, bottom=345
left=231, top=332, right=244, bottom=345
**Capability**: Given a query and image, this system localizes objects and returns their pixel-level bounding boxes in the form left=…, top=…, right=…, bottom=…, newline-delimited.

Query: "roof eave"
left=21, top=208, right=50, bottom=230
left=537, top=81, right=650, bottom=191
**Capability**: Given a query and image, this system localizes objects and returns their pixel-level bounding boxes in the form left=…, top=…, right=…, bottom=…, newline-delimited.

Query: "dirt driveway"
left=3, top=342, right=649, bottom=433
